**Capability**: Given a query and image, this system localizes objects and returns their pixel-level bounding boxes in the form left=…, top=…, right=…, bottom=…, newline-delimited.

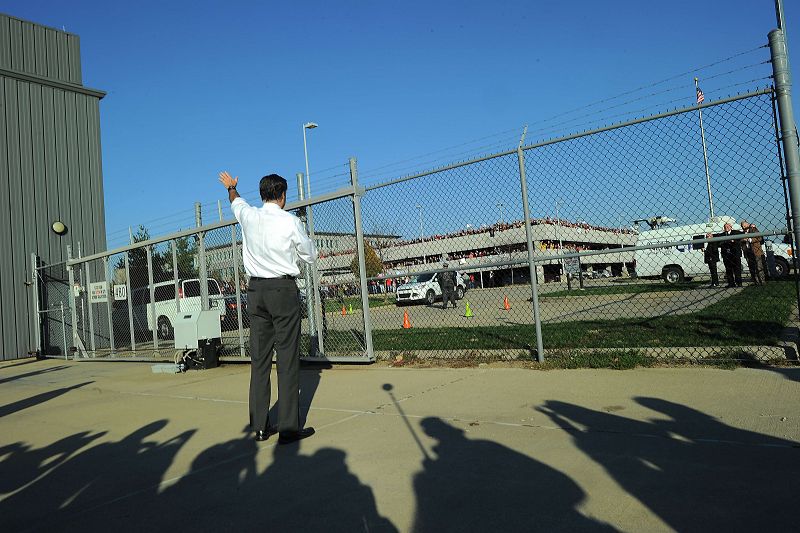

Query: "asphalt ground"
left=1, top=358, right=798, bottom=532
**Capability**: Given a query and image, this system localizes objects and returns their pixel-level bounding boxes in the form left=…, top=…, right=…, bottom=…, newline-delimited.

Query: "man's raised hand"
left=219, top=171, right=238, bottom=189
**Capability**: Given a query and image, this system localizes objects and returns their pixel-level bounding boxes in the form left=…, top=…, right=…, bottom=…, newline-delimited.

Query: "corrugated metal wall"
left=0, top=13, right=106, bottom=360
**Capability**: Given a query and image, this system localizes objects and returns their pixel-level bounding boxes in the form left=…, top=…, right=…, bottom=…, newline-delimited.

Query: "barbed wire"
left=529, top=43, right=768, bottom=128
left=526, top=61, right=771, bottom=140
left=358, top=127, right=522, bottom=178
left=530, top=78, right=774, bottom=142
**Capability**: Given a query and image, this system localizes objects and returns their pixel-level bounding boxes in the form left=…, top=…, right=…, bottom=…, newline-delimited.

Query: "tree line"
left=115, top=226, right=199, bottom=288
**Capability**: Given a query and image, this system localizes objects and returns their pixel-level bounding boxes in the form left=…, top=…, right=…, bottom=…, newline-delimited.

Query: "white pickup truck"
left=395, top=271, right=467, bottom=306
left=118, top=278, right=226, bottom=339
left=634, top=215, right=792, bottom=283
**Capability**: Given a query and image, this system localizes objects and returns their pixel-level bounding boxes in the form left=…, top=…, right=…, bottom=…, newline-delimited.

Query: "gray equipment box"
left=174, top=310, right=222, bottom=350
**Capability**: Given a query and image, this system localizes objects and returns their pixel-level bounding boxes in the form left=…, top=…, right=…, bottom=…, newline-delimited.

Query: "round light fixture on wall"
left=51, top=221, right=68, bottom=236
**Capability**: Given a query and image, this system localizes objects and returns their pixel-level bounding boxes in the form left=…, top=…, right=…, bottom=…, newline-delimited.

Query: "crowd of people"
left=704, top=220, right=768, bottom=288
left=319, top=217, right=634, bottom=261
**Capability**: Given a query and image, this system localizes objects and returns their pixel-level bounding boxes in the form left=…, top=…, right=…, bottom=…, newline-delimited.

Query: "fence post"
left=305, top=177, right=325, bottom=357
left=104, top=256, right=115, bottom=353
left=31, top=253, right=41, bottom=355
left=83, top=250, right=96, bottom=356
left=60, top=301, right=67, bottom=360
left=517, top=145, right=545, bottom=362
left=769, top=29, right=800, bottom=318
left=146, top=245, right=158, bottom=352
left=298, top=172, right=318, bottom=356
left=350, top=157, right=375, bottom=360
left=171, top=240, right=180, bottom=314
left=196, top=202, right=210, bottom=311
left=230, top=224, right=245, bottom=357
left=123, top=252, right=135, bottom=352
left=67, top=245, right=78, bottom=359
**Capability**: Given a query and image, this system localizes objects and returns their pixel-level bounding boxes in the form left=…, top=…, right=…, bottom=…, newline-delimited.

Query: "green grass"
left=370, top=281, right=797, bottom=351
left=539, top=350, right=654, bottom=370
left=540, top=281, right=705, bottom=298
left=323, top=295, right=395, bottom=313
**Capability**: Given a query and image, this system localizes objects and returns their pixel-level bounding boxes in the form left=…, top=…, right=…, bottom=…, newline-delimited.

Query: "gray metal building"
left=1, top=13, right=106, bottom=360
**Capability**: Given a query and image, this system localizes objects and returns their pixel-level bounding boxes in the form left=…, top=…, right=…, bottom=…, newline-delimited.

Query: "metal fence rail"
left=34, top=81, right=800, bottom=365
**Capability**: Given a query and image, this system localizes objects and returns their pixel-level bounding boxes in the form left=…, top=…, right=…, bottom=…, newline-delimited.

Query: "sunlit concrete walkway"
left=1, top=358, right=798, bottom=532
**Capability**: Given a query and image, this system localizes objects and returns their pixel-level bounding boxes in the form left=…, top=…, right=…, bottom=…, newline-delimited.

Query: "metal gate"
left=39, top=165, right=375, bottom=363
left=32, top=255, right=73, bottom=358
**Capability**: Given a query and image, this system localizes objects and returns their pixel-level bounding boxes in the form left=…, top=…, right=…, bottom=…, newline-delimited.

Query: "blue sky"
left=3, top=1, right=799, bottom=246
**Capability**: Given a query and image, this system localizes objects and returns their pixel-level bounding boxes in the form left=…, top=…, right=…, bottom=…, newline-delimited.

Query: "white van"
left=395, top=271, right=467, bottom=305
left=634, top=215, right=792, bottom=283
left=129, top=279, right=226, bottom=339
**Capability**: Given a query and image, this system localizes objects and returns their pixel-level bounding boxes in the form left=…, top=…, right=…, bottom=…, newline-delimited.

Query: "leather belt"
left=250, top=275, right=296, bottom=281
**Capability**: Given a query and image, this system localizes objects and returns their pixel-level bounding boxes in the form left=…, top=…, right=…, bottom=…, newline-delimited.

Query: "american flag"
left=696, top=87, right=705, bottom=104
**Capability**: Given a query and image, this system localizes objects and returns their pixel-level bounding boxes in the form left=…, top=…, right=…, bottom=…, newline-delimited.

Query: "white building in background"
left=202, top=220, right=635, bottom=286
left=316, top=220, right=636, bottom=286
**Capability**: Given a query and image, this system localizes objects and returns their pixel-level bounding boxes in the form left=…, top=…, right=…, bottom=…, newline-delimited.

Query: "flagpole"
left=695, top=77, right=715, bottom=220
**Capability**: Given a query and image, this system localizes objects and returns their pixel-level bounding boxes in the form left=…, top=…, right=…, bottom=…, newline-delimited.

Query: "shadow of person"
left=539, top=399, right=800, bottom=532
left=0, top=358, right=39, bottom=370
left=0, top=381, right=93, bottom=418
left=94, top=428, right=264, bottom=531
left=259, top=443, right=397, bottom=532
left=0, top=364, right=70, bottom=385
left=0, top=431, right=106, bottom=497
left=89, top=433, right=397, bottom=532
left=412, top=417, right=616, bottom=532
left=0, top=419, right=195, bottom=532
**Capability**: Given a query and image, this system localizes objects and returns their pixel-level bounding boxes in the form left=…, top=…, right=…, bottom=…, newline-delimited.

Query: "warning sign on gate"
left=564, top=257, right=581, bottom=275
left=89, top=281, right=109, bottom=304
left=113, top=284, right=127, bottom=301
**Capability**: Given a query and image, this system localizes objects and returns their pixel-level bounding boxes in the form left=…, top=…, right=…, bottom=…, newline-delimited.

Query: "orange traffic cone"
left=341, top=305, right=347, bottom=316
left=503, top=295, right=511, bottom=311
left=402, top=310, right=412, bottom=329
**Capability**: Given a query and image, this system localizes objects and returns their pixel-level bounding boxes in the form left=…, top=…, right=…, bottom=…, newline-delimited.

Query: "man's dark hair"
left=259, top=174, right=288, bottom=201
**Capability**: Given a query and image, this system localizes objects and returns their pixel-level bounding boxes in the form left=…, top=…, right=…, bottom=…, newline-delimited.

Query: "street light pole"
left=302, top=122, right=318, bottom=199
left=496, top=202, right=505, bottom=224
left=302, top=122, right=324, bottom=357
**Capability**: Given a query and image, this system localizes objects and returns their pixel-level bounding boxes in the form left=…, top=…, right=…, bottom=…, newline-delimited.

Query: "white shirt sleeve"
left=293, top=216, right=318, bottom=264
left=230, top=197, right=252, bottom=224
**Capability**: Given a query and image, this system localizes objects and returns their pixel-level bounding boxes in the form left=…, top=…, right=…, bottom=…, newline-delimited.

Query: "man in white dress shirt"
left=219, top=171, right=318, bottom=444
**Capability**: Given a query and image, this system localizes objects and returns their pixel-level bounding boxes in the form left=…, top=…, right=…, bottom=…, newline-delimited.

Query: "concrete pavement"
left=1, top=358, right=798, bottom=531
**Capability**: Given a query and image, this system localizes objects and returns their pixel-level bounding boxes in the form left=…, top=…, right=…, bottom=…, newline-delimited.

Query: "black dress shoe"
left=255, top=426, right=278, bottom=442
left=278, top=427, right=315, bottom=445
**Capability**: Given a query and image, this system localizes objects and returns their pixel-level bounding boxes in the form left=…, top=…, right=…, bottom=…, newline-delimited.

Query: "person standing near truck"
left=741, top=221, right=766, bottom=285
left=438, top=264, right=457, bottom=309
left=703, top=232, right=720, bottom=287
left=718, top=222, right=743, bottom=288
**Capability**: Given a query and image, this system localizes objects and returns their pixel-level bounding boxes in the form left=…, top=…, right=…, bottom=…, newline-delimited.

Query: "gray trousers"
left=441, top=285, right=456, bottom=308
left=745, top=251, right=766, bottom=285
left=248, top=277, right=301, bottom=433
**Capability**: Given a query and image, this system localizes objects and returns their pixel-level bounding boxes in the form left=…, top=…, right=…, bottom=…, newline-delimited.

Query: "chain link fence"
left=358, top=88, right=797, bottom=364
left=34, top=88, right=800, bottom=365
